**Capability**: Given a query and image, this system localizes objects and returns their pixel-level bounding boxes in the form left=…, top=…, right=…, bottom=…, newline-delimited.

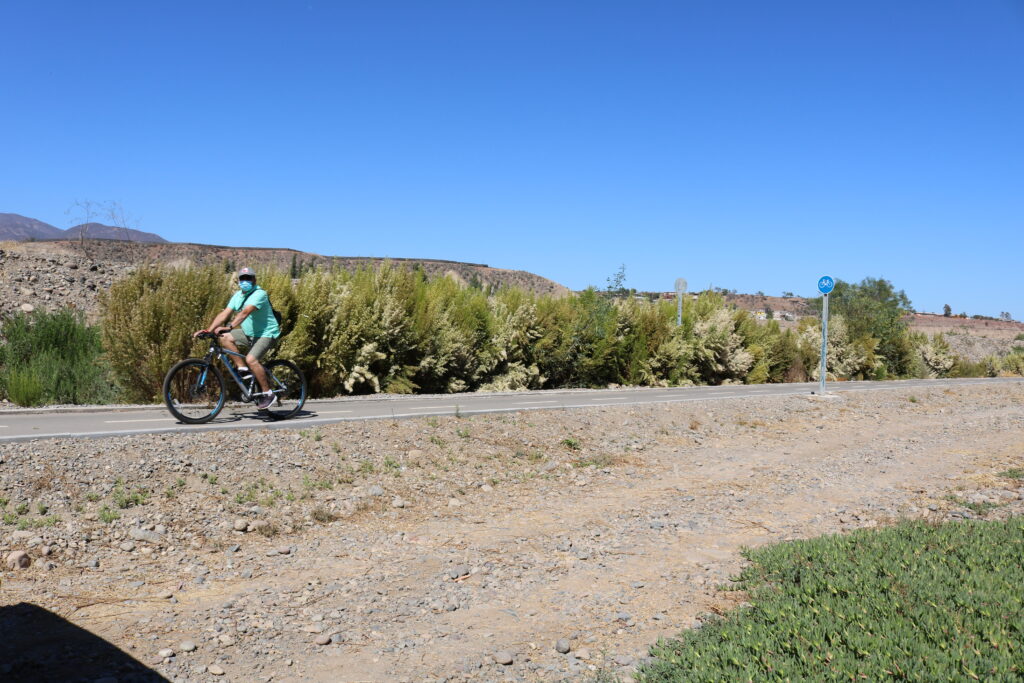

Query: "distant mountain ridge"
left=0, top=213, right=167, bottom=243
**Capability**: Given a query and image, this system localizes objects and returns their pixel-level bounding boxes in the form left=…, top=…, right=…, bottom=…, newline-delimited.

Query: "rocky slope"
left=0, top=239, right=568, bottom=321
left=1, top=382, right=1022, bottom=681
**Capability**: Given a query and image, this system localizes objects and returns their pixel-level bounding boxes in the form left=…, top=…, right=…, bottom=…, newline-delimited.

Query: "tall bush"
left=100, top=266, right=232, bottom=402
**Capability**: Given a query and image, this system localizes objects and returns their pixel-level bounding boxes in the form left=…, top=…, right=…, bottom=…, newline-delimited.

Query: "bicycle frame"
left=200, top=336, right=269, bottom=402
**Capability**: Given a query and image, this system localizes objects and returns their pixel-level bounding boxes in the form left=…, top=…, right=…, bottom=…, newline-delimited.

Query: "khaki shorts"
left=229, top=329, right=277, bottom=362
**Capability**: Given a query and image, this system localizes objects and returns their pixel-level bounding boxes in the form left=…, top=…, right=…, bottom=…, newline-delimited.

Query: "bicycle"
left=163, top=331, right=307, bottom=424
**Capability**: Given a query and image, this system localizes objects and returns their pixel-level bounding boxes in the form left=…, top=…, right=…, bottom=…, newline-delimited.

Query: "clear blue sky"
left=2, top=1, right=1021, bottom=317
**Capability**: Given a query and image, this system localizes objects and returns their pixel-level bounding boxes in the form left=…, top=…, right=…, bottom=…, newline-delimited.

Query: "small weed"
left=689, top=419, right=702, bottom=431
left=99, top=506, right=120, bottom=524
left=429, top=435, right=446, bottom=447
left=456, top=428, right=470, bottom=439
left=454, top=405, right=462, bottom=418
left=908, top=395, right=918, bottom=403
left=426, top=416, right=440, bottom=428
left=331, top=441, right=342, bottom=454
left=999, top=468, right=1024, bottom=480
left=383, top=457, right=401, bottom=474
left=112, top=482, right=149, bottom=509
left=17, top=515, right=60, bottom=530
left=15, top=502, right=29, bottom=516
left=946, top=494, right=1001, bottom=516
left=85, top=492, right=100, bottom=502
left=303, top=475, right=334, bottom=491
left=175, top=478, right=186, bottom=488
left=285, top=490, right=296, bottom=502
left=358, top=461, right=375, bottom=474
left=311, top=506, right=338, bottom=523
left=36, top=502, right=49, bottom=515
left=573, top=453, right=616, bottom=469
left=561, top=437, right=581, bottom=451
left=0, top=497, right=7, bottom=508
left=2, top=512, right=17, bottom=525
left=163, top=487, right=176, bottom=500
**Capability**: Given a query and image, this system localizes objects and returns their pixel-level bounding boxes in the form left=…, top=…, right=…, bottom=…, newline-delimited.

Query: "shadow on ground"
left=0, top=602, right=168, bottom=682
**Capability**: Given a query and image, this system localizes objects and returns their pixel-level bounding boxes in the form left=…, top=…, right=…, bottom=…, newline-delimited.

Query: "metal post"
left=819, top=293, right=829, bottom=394
left=674, top=278, right=687, bottom=327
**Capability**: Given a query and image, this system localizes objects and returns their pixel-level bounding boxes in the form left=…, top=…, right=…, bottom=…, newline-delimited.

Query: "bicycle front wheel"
left=163, top=359, right=226, bottom=424
left=263, top=359, right=307, bottom=420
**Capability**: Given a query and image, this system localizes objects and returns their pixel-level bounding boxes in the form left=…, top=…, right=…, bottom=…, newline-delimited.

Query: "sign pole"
left=674, top=278, right=687, bottom=327
left=819, top=292, right=828, bottom=394
left=816, top=275, right=834, bottom=394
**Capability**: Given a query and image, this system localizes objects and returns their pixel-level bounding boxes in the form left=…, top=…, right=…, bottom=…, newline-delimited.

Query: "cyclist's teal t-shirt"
left=228, top=286, right=280, bottom=339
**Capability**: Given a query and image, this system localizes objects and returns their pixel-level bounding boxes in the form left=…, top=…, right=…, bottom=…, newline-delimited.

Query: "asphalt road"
left=0, top=377, right=1018, bottom=443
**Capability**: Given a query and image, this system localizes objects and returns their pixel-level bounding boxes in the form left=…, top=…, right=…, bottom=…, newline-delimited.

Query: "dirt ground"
left=2, top=381, right=1023, bottom=682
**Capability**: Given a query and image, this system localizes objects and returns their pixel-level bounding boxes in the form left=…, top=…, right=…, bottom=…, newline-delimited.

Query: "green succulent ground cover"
left=639, top=518, right=1024, bottom=682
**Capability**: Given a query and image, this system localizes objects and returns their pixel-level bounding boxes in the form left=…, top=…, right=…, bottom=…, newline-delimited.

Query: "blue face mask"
left=239, top=280, right=254, bottom=293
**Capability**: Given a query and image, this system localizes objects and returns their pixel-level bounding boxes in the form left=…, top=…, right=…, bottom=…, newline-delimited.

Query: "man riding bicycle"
left=194, top=267, right=280, bottom=410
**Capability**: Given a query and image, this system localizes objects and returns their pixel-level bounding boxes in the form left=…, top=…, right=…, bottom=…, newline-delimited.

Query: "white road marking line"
left=405, top=405, right=459, bottom=410
left=590, top=397, right=634, bottom=402
left=104, top=418, right=176, bottom=424
left=512, top=400, right=558, bottom=405
left=314, top=410, right=353, bottom=415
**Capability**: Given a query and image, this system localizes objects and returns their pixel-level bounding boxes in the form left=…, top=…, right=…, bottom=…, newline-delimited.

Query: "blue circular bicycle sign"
left=817, top=276, right=835, bottom=295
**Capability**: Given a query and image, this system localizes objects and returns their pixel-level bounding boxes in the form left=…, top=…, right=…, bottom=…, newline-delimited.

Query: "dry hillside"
left=0, top=240, right=568, bottom=321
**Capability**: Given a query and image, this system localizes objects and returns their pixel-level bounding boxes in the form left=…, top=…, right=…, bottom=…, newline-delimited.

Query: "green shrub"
left=0, top=309, right=118, bottom=406
left=100, top=265, right=232, bottom=402
left=640, top=519, right=1024, bottom=682
left=1000, top=351, right=1024, bottom=376
left=948, top=357, right=989, bottom=378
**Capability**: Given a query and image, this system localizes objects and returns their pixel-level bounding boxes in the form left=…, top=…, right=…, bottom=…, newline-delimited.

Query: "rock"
left=448, top=564, right=470, bottom=580
left=480, top=484, right=493, bottom=492
left=448, top=498, right=463, bottom=508
left=493, top=650, right=514, bottom=665
left=555, top=638, right=571, bottom=654
left=129, top=527, right=164, bottom=544
left=119, top=541, right=136, bottom=552
left=158, top=648, right=175, bottom=658
left=233, top=519, right=249, bottom=532
left=314, top=634, right=332, bottom=645
left=179, top=640, right=197, bottom=652
left=19, top=303, right=34, bottom=313
left=615, top=654, right=635, bottom=667
left=208, top=664, right=225, bottom=675
left=368, top=484, right=385, bottom=497
left=158, top=591, right=174, bottom=599
left=6, top=551, right=31, bottom=570
left=574, top=647, right=590, bottom=661
left=11, top=530, right=34, bottom=542
left=391, top=497, right=406, bottom=508
left=407, top=449, right=425, bottom=458
left=277, top=546, right=292, bottom=555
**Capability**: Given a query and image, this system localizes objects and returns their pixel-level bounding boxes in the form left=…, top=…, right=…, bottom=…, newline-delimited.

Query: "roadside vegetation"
left=0, top=263, right=1019, bottom=406
left=638, top=518, right=1024, bottom=682
left=0, top=309, right=117, bottom=406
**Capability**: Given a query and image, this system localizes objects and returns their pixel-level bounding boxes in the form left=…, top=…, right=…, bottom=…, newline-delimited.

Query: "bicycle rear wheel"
left=163, top=359, right=226, bottom=424
left=262, top=359, right=307, bottom=420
